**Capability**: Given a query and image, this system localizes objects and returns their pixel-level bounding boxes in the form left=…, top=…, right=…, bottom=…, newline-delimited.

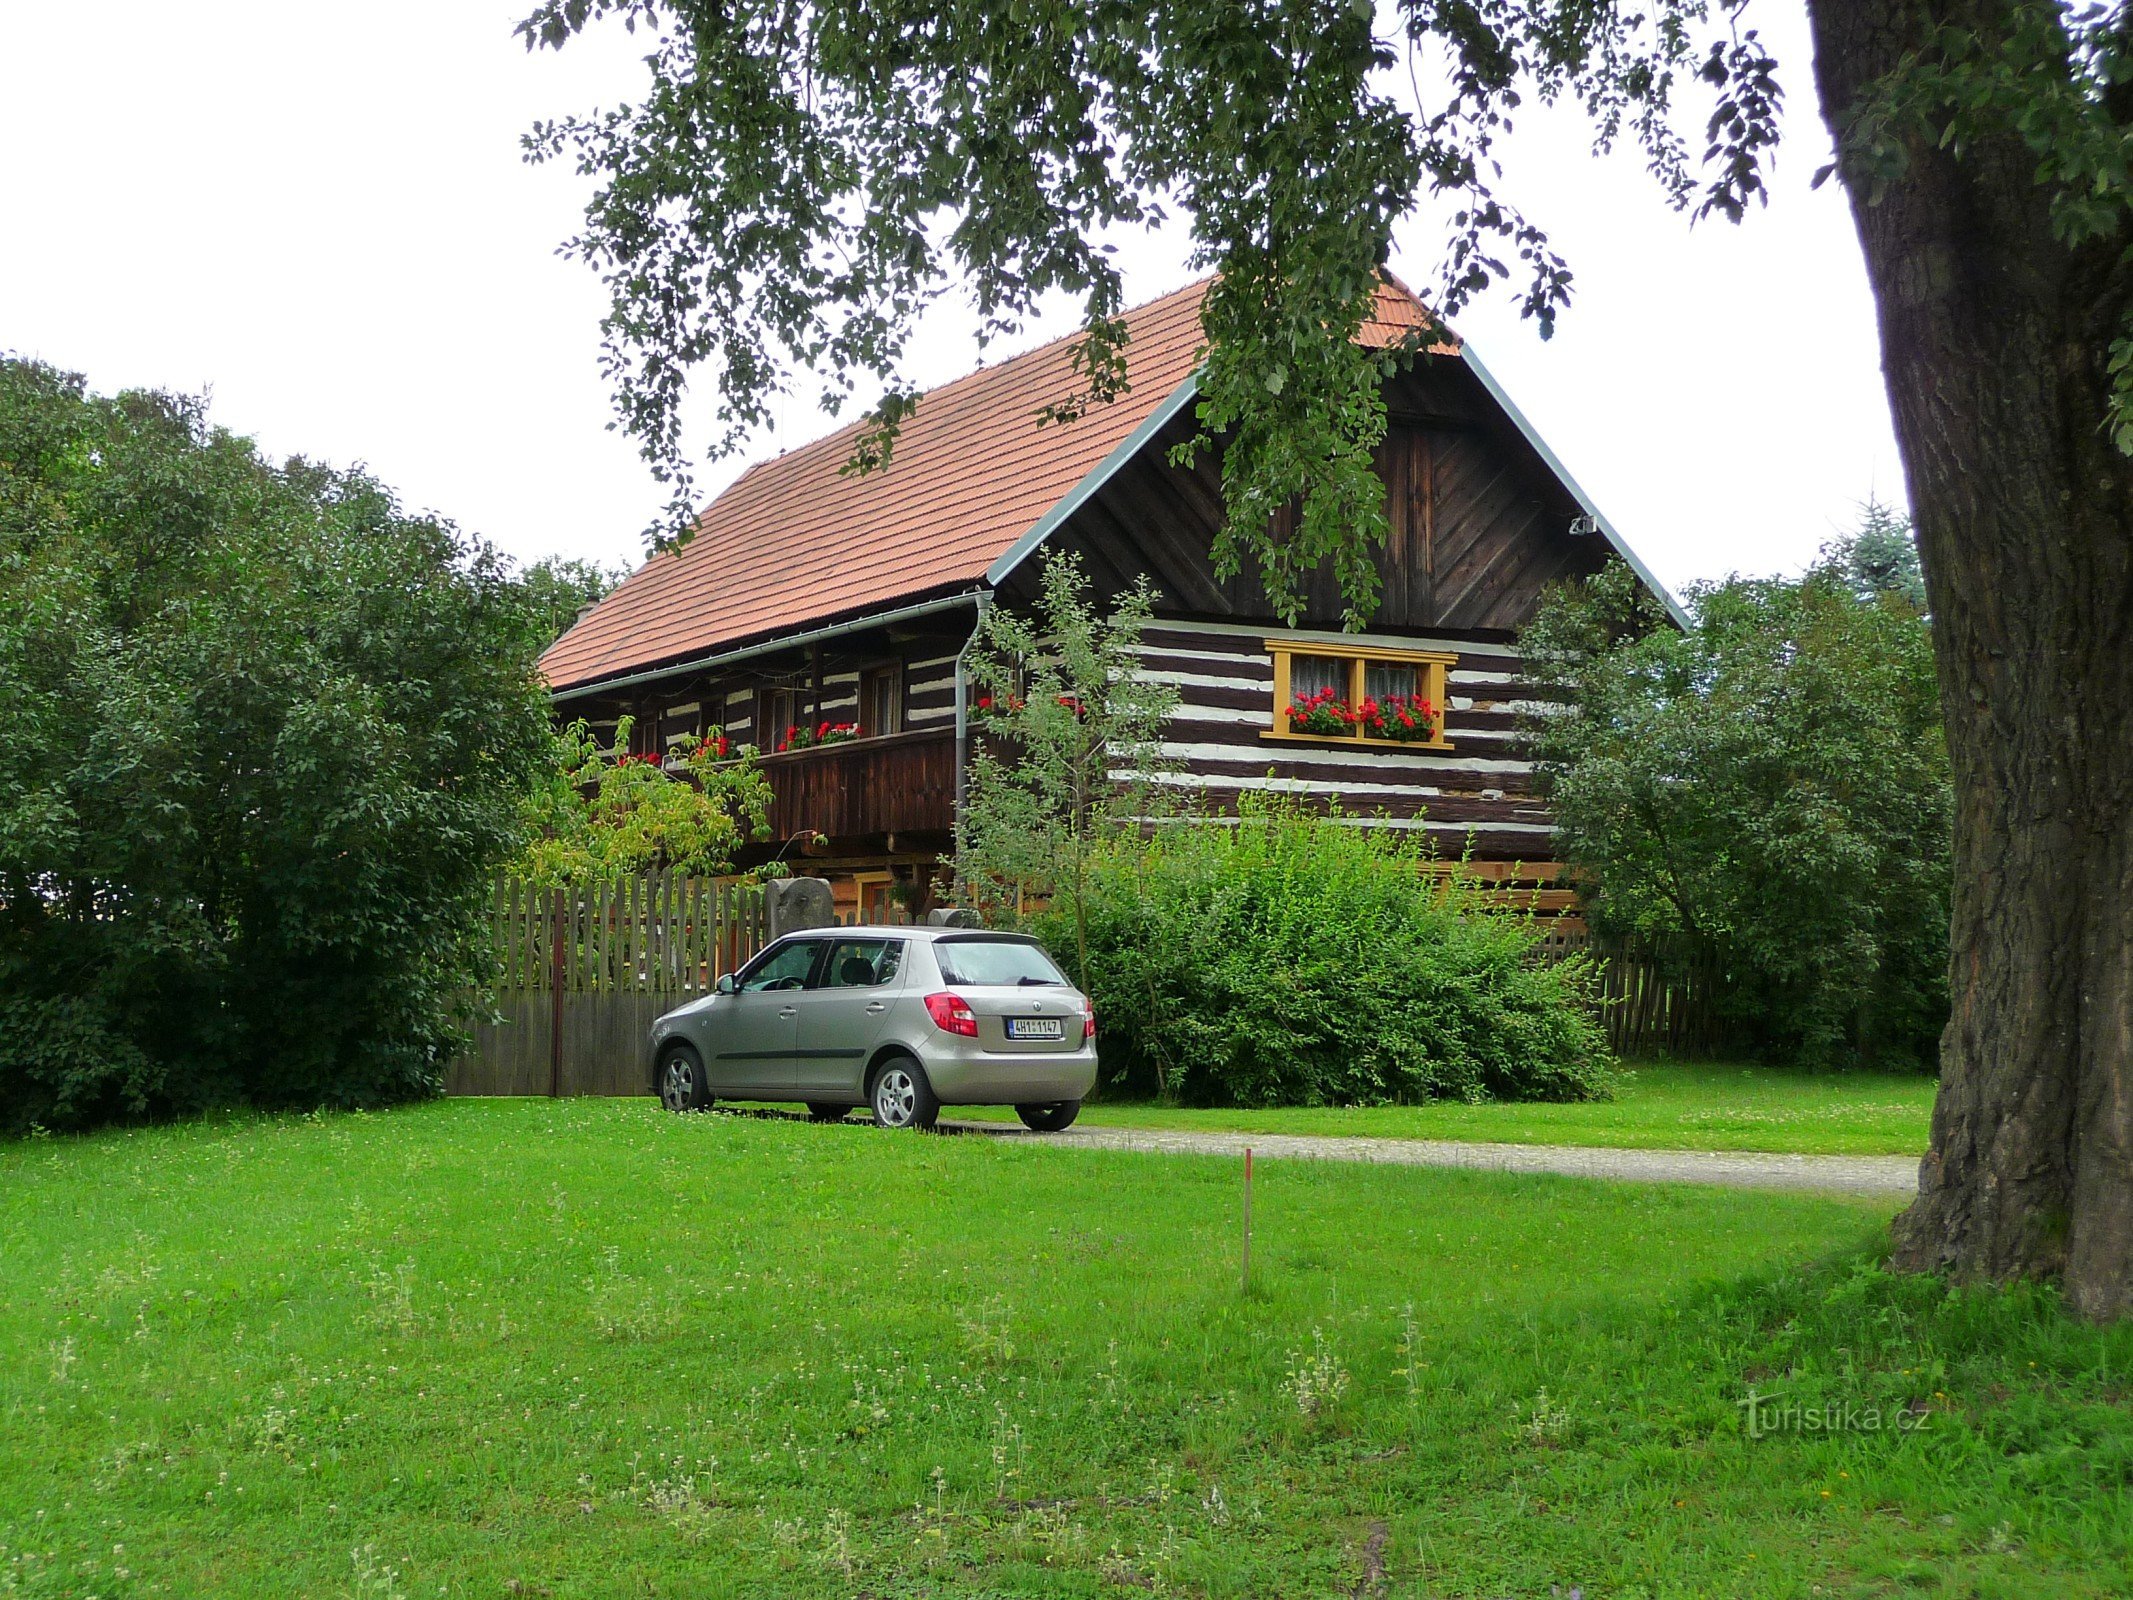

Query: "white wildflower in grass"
left=362, top=1259, right=422, bottom=1337
left=989, top=1403, right=1025, bottom=1500
left=641, top=1466, right=716, bottom=1543
left=818, top=1507, right=855, bottom=1577
left=1394, top=1302, right=1428, bottom=1400
left=245, top=1402, right=300, bottom=1459
left=47, top=1337, right=76, bottom=1385
left=956, top=1297, right=1017, bottom=1368
left=1202, top=1482, right=1232, bottom=1528
left=349, top=1543, right=408, bottom=1600
left=1514, top=1388, right=1572, bottom=1441
left=584, top=1245, right=678, bottom=1341
left=1284, top=1327, right=1351, bottom=1419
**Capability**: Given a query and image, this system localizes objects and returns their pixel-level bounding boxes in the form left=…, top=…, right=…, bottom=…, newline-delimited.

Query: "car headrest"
left=840, top=956, right=875, bottom=986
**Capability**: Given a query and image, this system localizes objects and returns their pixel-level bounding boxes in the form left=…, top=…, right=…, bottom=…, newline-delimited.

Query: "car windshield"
left=934, top=938, right=1067, bottom=987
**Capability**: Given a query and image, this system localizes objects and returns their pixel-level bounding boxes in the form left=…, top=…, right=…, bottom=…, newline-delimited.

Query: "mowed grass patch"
left=1, top=1098, right=2123, bottom=1598
left=956, top=1059, right=1937, bottom=1156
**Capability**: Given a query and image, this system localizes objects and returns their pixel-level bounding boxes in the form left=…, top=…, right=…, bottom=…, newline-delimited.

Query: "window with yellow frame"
left=1263, top=641, right=1455, bottom=750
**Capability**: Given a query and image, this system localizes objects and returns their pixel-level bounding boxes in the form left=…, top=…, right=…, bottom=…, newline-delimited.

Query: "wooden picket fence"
left=1535, top=928, right=1735, bottom=1058
left=447, top=873, right=768, bottom=1098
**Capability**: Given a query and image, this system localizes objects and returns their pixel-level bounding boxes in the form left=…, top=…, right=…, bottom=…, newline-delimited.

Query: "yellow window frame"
left=1262, top=640, right=1456, bottom=751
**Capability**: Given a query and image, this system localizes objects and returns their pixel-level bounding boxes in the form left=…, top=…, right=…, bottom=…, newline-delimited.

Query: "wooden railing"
left=754, top=725, right=957, bottom=841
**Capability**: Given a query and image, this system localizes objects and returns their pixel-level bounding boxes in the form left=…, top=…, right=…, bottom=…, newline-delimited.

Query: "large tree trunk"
left=1807, top=0, right=2133, bottom=1317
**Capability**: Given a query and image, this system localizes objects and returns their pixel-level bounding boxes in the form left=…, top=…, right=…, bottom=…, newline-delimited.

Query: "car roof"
left=783, top=924, right=1023, bottom=939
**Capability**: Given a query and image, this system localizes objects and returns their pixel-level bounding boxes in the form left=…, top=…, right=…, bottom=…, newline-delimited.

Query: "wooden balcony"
left=753, top=725, right=957, bottom=843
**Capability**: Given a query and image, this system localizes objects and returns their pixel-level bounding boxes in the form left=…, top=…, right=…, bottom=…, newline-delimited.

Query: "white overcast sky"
left=1, top=2, right=1903, bottom=600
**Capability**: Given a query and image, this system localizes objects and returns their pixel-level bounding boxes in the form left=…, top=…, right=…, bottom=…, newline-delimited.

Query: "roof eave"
left=984, top=374, right=1202, bottom=587
left=546, top=587, right=988, bottom=703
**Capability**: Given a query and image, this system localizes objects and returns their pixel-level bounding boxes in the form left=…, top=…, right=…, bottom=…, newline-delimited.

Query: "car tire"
left=870, top=1056, right=940, bottom=1131
left=1015, top=1100, right=1080, bottom=1132
left=657, top=1043, right=711, bottom=1114
left=805, top=1102, right=850, bottom=1123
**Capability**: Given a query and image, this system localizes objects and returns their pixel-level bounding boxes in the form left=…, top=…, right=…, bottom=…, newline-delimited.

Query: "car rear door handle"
left=778, top=1006, right=797, bottom=1019
left=865, top=1002, right=887, bottom=1014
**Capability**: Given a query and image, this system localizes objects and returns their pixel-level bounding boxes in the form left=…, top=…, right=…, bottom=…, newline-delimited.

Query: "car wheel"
left=658, top=1044, right=711, bottom=1114
left=805, top=1102, right=849, bottom=1123
left=1015, top=1100, right=1079, bottom=1132
left=870, top=1056, right=939, bottom=1131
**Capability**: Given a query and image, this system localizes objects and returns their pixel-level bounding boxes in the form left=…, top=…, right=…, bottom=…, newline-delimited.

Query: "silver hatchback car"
left=649, top=927, right=1097, bottom=1130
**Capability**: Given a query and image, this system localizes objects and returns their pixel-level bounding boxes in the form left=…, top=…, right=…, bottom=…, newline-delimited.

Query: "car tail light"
left=1083, top=1001, right=1097, bottom=1041
left=924, top=992, right=979, bottom=1037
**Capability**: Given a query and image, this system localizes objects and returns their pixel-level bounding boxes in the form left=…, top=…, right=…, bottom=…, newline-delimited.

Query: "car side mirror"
left=715, top=973, right=737, bottom=996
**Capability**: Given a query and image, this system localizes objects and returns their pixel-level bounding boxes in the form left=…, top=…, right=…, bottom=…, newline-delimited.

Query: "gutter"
left=951, top=588, right=995, bottom=863
left=547, top=590, right=986, bottom=703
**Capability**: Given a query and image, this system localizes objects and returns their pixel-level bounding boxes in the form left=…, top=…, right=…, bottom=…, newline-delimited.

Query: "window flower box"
left=1262, top=641, right=1456, bottom=751
left=777, top=721, right=859, bottom=753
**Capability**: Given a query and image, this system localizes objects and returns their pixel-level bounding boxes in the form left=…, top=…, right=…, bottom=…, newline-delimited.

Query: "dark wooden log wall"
left=1128, top=620, right=1561, bottom=863
left=565, top=352, right=1611, bottom=868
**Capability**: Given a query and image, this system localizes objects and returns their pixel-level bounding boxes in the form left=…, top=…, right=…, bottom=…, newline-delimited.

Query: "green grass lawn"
left=4, top=1098, right=2124, bottom=1599
left=956, top=1060, right=1937, bottom=1156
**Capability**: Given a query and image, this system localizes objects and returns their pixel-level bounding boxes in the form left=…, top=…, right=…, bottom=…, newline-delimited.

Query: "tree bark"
left=1807, top=0, right=2133, bottom=1317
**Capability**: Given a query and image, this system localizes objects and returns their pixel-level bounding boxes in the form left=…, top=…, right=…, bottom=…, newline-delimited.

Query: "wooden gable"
left=1000, top=354, right=1610, bottom=634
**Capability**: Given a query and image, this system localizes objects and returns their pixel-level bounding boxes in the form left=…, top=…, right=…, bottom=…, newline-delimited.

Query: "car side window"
left=820, top=939, right=903, bottom=989
left=739, top=939, right=819, bottom=992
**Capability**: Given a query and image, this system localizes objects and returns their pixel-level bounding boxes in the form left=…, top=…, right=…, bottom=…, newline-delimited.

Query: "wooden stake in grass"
left=1242, top=1146, right=1253, bottom=1293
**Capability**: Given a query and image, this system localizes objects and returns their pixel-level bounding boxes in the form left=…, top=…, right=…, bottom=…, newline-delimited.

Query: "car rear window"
left=934, top=938, right=1068, bottom=987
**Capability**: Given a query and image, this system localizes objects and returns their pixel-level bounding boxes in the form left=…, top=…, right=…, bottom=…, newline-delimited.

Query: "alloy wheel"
left=874, top=1065, right=917, bottom=1127
left=661, top=1058, right=694, bottom=1113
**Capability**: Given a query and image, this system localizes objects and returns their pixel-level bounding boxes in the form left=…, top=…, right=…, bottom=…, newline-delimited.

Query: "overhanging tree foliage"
left=525, top=0, right=2133, bottom=1317
left=0, top=359, right=554, bottom=1131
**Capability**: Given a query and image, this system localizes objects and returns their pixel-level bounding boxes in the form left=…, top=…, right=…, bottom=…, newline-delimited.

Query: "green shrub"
left=1027, top=801, right=1614, bottom=1106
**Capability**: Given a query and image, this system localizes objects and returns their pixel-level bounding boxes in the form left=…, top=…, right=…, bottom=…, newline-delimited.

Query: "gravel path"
left=941, top=1120, right=1920, bottom=1196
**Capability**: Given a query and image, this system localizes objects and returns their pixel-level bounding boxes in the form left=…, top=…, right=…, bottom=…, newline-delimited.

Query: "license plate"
left=1006, top=1017, right=1065, bottom=1040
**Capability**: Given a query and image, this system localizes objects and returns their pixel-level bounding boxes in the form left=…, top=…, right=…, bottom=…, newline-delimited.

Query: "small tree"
left=515, top=555, right=622, bottom=651
left=517, top=716, right=773, bottom=884
left=1521, top=525, right=1951, bottom=1068
left=955, top=551, right=1178, bottom=984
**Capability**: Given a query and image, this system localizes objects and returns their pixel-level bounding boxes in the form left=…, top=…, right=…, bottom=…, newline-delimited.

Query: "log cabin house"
left=538, top=276, right=1681, bottom=921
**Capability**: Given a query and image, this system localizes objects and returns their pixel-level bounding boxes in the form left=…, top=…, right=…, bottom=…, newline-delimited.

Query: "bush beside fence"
left=446, top=869, right=1739, bottom=1100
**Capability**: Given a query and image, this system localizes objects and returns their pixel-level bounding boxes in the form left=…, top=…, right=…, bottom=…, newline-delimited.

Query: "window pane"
left=1291, top=654, right=1346, bottom=698
left=934, top=938, right=1068, bottom=987
left=740, top=939, right=818, bottom=991
left=1364, top=662, right=1417, bottom=701
left=824, top=939, right=901, bottom=988
left=862, top=670, right=898, bottom=736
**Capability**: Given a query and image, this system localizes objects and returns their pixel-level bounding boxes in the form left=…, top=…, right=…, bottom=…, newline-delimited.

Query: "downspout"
left=952, top=587, right=995, bottom=872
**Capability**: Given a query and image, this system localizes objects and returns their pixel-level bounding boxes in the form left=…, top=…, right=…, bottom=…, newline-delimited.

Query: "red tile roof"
left=541, top=275, right=1449, bottom=692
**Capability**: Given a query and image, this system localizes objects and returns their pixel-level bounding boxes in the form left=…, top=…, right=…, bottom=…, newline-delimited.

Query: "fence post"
left=549, top=886, right=566, bottom=1098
